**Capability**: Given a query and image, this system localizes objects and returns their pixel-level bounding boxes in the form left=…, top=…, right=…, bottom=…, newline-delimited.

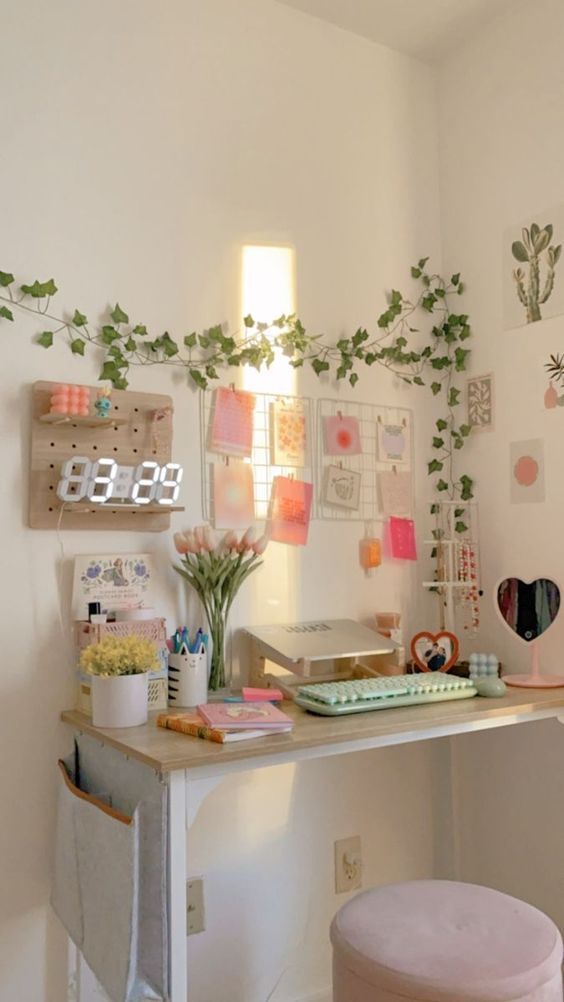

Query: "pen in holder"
left=168, top=650, right=208, bottom=707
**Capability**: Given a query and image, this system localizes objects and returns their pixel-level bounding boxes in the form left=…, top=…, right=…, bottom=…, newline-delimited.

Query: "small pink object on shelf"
left=242, top=687, right=284, bottom=702
left=49, top=383, right=90, bottom=416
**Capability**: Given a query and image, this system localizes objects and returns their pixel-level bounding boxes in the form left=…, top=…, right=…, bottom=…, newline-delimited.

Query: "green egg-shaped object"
left=474, top=677, right=507, bottom=698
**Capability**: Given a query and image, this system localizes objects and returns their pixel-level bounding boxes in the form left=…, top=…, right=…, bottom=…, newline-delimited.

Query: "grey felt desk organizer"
left=52, top=734, right=168, bottom=1002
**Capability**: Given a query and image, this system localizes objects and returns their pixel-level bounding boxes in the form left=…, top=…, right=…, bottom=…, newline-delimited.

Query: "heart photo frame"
left=410, top=631, right=459, bottom=673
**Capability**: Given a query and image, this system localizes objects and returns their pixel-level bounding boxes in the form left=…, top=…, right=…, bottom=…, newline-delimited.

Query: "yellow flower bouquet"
left=80, top=635, right=159, bottom=677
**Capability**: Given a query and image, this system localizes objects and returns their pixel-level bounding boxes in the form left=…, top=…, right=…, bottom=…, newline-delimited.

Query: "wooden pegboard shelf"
left=39, top=413, right=128, bottom=428
left=59, top=503, right=185, bottom=514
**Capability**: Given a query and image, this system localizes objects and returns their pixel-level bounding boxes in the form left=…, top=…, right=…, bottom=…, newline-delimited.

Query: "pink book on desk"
left=198, top=701, right=294, bottom=731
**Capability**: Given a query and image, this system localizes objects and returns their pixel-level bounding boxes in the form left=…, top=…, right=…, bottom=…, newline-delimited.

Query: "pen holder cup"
left=168, top=652, right=208, bottom=707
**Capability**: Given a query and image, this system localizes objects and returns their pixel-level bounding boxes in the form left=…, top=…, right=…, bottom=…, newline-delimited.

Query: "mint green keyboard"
left=295, top=674, right=477, bottom=716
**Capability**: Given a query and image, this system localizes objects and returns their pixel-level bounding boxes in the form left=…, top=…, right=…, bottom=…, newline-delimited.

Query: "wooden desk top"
left=62, top=688, right=564, bottom=775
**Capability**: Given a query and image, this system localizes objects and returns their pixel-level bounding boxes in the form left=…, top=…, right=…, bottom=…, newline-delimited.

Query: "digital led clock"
left=56, top=456, right=183, bottom=506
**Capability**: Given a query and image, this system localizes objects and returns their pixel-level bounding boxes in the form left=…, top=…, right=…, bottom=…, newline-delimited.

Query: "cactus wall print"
left=504, top=208, right=564, bottom=329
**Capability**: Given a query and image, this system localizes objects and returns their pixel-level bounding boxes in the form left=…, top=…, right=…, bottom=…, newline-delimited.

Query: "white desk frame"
left=63, top=699, right=564, bottom=1001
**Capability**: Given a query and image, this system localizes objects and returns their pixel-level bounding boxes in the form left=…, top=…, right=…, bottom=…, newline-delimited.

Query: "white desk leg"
left=168, top=769, right=187, bottom=1001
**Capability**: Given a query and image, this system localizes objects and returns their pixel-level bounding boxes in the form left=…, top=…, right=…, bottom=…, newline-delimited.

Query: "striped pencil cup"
left=168, top=652, right=208, bottom=707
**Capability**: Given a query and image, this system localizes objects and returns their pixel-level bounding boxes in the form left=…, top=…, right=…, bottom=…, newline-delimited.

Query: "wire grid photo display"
left=315, top=398, right=414, bottom=522
left=200, top=389, right=314, bottom=525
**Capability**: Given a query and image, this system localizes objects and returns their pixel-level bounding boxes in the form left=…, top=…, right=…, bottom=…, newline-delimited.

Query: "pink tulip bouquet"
left=173, top=525, right=269, bottom=691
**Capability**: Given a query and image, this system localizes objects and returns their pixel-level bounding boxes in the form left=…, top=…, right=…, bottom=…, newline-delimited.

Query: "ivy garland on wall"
left=0, top=259, right=474, bottom=516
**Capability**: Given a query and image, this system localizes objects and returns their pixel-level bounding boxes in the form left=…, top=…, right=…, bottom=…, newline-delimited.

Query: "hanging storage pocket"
left=52, top=740, right=167, bottom=1002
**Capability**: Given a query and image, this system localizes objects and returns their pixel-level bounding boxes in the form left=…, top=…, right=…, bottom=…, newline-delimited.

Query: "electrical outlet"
left=334, top=836, right=362, bottom=894
left=186, top=878, right=205, bottom=934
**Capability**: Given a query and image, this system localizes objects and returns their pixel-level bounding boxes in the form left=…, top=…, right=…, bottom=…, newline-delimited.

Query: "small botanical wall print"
left=467, top=374, right=494, bottom=431
left=376, top=419, right=409, bottom=464
left=509, top=439, right=545, bottom=504
left=504, top=208, right=564, bottom=329
left=544, top=354, right=564, bottom=408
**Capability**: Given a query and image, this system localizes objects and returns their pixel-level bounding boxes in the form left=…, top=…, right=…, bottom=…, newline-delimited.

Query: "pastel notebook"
left=198, top=702, right=294, bottom=731
left=268, top=475, right=313, bottom=546
left=209, top=386, right=256, bottom=458
left=388, top=515, right=417, bottom=561
left=156, top=711, right=290, bottom=744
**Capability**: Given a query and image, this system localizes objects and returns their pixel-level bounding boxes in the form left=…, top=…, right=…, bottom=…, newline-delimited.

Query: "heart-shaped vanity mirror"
left=496, top=577, right=564, bottom=687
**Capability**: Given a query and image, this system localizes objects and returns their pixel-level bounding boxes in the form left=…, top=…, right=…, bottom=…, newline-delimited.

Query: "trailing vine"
left=0, top=259, right=473, bottom=504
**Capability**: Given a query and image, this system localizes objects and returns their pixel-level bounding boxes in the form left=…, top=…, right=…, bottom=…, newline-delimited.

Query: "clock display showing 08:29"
left=56, top=455, right=183, bottom=506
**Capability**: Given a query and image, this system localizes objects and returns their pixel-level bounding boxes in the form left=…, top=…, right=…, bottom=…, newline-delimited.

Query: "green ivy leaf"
left=198, top=334, right=210, bottom=349
left=431, top=382, right=442, bottom=396
left=101, top=325, right=121, bottom=345
left=184, top=332, right=197, bottom=348
left=436, top=479, right=449, bottom=492
left=243, top=314, right=254, bottom=328
left=455, top=521, right=468, bottom=534
left=160, top=332, right=179, bottom=357
left=436, top=418, right=448, bottom=431
left=21, top=278, right=58, bottom=298
left=418, top=257, right=429, bottom=270
left=124, top=337, right=137, bottom=352
left=133, top=324, right=148, bottom=336
left=459, top=424, right=472, bottom=437
left=72, top=309, right=88, bottom=327
left=311, top=358, right=330, bottom=375
left=349, top=372, right=359, bottom=387
left=412, top=376, right=424, bottom=386
left=70, top=338, right=85, bottom=355
left=460, top=475, right=474, bottom=501
left=37, top=331, right=53, bottom=348
left=432, top=437, right=444, bottom=449
left=110, top=303, right=129, bottom=325
left=411, top=267, right=421, bottom=278
left=0, top=305, right=14, bottom=321
left=454, top=347, right=471, bottom=371
left=448, top=387, right=461, bottom=407
left=430, top=503, right=439, bottom=515
left=100, top=360, right=120, bottom=381
left=459, top=325, right=471, bottom=341
left=451, top=273, right=460, bottom=286
left=428, top=459, right=443, bottom=474
left=189, top=368, right=207, bottom=389
left=0, top=271, right=15, bottom=287
left=454, top=508, right=466, bottom=518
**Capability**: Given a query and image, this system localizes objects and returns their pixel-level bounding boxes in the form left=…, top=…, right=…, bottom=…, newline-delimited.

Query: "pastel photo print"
left=270, top=399, right=307, bottom=467
left=322, top=465, right=361, bottom=511
left=322, top=414, right=362, bottom=456
left=377, top=420, right=409, bottom=464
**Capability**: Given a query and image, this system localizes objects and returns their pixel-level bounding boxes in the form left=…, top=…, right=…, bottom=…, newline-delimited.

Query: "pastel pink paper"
left=212, top=462, right=255, bottom=529
left=388, top=516, right=417, bottom=560
left=210, top=387, right=255, bottom=457
left=323, top=415, right=362, bottom=455
left=268, top=476, right=313, bottom=546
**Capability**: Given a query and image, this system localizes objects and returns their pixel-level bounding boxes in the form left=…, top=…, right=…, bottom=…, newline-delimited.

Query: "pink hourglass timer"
left=497, top=577, right=564, bottom=688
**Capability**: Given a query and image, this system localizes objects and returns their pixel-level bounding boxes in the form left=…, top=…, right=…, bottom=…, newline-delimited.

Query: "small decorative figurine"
left=94, top=387, right=112, bottom=418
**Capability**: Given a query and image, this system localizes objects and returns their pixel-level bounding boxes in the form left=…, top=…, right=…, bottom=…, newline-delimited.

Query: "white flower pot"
left=91, top=673, right=149, bottom=728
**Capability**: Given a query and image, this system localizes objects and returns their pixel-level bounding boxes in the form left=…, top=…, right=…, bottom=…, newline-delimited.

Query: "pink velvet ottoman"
left=331, top=881, right=563, bottom=1002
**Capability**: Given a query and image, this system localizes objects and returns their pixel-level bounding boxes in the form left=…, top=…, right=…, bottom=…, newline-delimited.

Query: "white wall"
left=0, top=1, right=449, bottom=1000
left=438, top=0, right=564, bottom=927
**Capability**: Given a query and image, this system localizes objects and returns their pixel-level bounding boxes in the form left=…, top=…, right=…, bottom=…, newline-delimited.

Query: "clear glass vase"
left=207, top=612, right=231, bottom=697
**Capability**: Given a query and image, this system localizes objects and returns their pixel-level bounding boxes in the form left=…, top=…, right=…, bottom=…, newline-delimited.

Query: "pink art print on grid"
left=212, top=462, right=255, bottom=529
left=322, top=414, right=362, bottom=456
left=388, top=516, right=417, bottom=561
left=268, top=476, right=313, bottom=546
left=209, top=386, right=256, bottom=458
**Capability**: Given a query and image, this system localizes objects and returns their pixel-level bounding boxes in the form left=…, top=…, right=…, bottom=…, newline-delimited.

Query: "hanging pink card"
left=388, top=516, right=417, bottom=561
left=212, top=462, right=255, bottom=529
left=322, top=415, right=362, bottom=456
left=209, top=387, right=256, bottom=458
left=268, top=476, right=313, bottom=546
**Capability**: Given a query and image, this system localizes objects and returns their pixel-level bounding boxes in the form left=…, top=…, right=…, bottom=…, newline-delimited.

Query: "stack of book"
left=157, top=701, right=294, bottom=744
